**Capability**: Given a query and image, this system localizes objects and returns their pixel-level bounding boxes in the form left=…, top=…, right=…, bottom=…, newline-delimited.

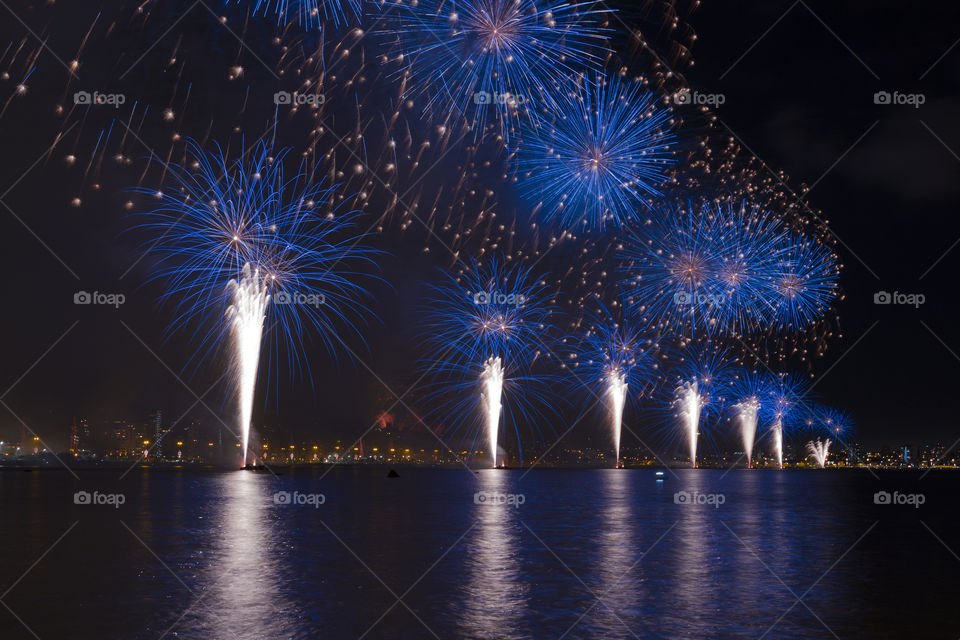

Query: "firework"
left=667, top=342, right=736, bottom=468
left=806, top=439, right=831, bottom=468
left=765, top=232, right=841, bottom=331
left=761, top=373, right=812, bottom=469
left=379, top=0, right=612, bottom=133
left=807, top=405, right=854, bottom=466
left=728, top=369, right=769, bottom=468
left=621, top=203, right=733, bottom=335
left=568, top=301, right=663, bottom=467
left=237, top=0, right=363, bottom=27
left=419, top=257, right=559, bottom=467
left=518, top=73, right=676, bottom=230
left=140, top=139, right=380, bottom=466
left=620, top=201, right=839, bottom=338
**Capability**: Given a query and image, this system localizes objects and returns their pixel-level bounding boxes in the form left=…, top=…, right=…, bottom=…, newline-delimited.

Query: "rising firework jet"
left=237, top=0, right=363, bottom=27
left=518, top=73, right=676, bottom=230
left=140, top=140, right=380, bottom=467
left=808, top=405, right=854, bottom=463
left=568, top=301, right=663, bottom=467
left=806, top=439, right=831, bottom=468
left=379, top=0, right=612, bottom=134
left=761, top=373, right=812, bottom=469
left=667, top=342, right=735, bottom=468
left=227, top=265, right=270, bottom=466
left=420, top=257, right=559, bottom=467
left=728, top=370, right=769, bottom=468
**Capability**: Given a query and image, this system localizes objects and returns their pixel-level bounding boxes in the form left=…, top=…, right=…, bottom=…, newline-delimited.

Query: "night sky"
left=1, top=0, right=958, bottom=451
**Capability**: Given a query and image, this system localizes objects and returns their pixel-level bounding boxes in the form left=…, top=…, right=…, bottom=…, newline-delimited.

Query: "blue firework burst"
left=764, top=232, right=841, bottom=331
left=380, top=0, right=612, bottom=131
left=568, top=300, right=664, bottom=406
left=657, top=341, right=737, bottom=465
left=620, top=201, right=838, bottom=337
left=669, top=342, right=737, bottom=416
left=518, top=73, right=676, bottom=230
left=137, top=139, right=381, bottom=373
left=621, top=204, right=729, bottom=334
left=761, top=372, right=813, bottom=435
left=418, top=256, right=561, bottom=463
left=728, top=369, right=768, bottom=406
left=566, top=300, right=666, bottom=465
left=809, top=405, right=855, bottom=444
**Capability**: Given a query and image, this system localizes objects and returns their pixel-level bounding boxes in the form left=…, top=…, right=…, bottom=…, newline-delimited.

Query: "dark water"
left=1, top=467, right=957, bottom=639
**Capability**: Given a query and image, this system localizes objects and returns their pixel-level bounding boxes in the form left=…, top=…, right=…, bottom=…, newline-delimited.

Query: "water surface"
left=0, top=467, right=956, bottom=639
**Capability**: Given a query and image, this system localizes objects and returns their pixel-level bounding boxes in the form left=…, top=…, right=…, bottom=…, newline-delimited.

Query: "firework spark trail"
left=667, top=343, right=734, bottom=468
left=481, top=356, right=505, bottom=467
left=733, top=397, right=760, bottom=469
left=237, top=0, right=363, bottom=28
left=728, top=369, right=769, bottom=468
left=677, top=381, right=701, bottom=468
left=568, top=301, right=662, bottom=467
left=606, top=370, right=628, bottom=468
left=227, top=265, right=270, bottom=467
left=771, top=419, right=784, bottom=469
left=806, top=438, right=831, bottom=468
